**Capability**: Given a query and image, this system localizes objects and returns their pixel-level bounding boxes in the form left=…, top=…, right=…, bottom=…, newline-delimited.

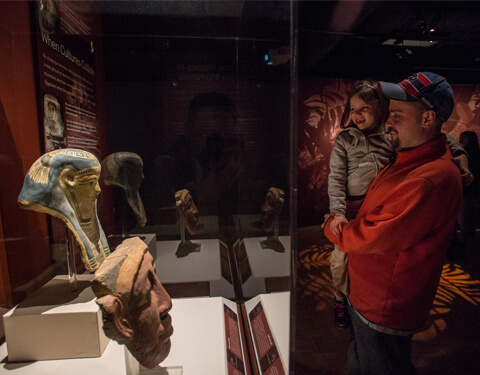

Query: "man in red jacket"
left=324, top=72, right=462, bottom=374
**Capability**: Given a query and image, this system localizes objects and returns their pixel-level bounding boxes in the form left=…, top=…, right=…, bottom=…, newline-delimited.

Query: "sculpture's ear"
left=60, top=169, right=76, bottom=191
left=96, top=295, right=133, bottom=344
left=111, top=298, right=133, bottom=342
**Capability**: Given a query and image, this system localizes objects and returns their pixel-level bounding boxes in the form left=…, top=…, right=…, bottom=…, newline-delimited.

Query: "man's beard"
left=386, top=127, right=399, bottom=148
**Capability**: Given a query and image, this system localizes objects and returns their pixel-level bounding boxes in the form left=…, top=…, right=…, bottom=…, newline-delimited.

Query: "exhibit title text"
left=41, top=32, right=95, bottom=76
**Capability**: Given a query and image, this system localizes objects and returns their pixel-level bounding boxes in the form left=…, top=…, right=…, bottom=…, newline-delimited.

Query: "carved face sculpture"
left=92, top=237, right=173, bottom=369
left=175, top=189, right=199, bottom=235
left=18, top=149, right=110, bottom=272
left=63, top=168, right=102, bottom=220
left=101, top=153, right=146, bottom=227
left=261, top=187, right=285, bottom=233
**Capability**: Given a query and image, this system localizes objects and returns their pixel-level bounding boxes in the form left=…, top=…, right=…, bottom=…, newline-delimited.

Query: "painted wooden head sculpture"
left=18, top=149, right=110, bottom=272
left=91, top=237, right=173, bottom=369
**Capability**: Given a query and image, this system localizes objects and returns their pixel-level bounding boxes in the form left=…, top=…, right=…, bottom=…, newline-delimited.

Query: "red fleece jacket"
left=325, top=135, right=462, bottom=331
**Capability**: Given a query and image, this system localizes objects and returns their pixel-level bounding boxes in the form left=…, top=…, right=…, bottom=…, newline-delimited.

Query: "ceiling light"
left=383, top=39, right=437, bottom=47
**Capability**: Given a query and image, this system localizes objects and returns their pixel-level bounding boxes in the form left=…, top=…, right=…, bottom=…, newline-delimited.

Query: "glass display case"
left=6, top=1, right=479, bottom=374
left=0, top=1, right=295, bottom=374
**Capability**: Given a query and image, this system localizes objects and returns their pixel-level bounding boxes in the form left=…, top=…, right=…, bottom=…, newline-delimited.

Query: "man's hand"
left=330, top=215, right=348, bottom=237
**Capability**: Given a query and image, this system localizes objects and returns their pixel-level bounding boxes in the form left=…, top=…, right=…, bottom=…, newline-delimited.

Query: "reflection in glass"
left=175, top=189, right=201, bottom=258
left=101, top=152, right=147, bottom=230
left=260, top=187, right=286, bottom=253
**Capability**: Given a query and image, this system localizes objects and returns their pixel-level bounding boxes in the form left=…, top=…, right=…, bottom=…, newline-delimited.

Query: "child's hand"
left=453, top=154, right=475, bottom=186
left=321, top=213, right=331, bottom=229
left=330, top=216, right=348, bottom=237
left=461, top=169, right=474, bottom=186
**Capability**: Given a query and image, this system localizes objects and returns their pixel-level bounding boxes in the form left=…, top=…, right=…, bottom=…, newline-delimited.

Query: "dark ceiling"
left=300, top=1, right=480, bottom=83
left=99, top=1, right=480, bottom=83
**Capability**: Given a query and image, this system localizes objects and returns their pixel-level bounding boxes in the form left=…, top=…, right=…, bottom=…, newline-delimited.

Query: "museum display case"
left=0, top=1, right=295, bottom=374
left=3, top=1, right=480, bottom=374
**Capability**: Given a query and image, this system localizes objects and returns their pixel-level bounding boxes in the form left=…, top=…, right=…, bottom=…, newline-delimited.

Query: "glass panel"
left=101, top=1, right=293, bottom=302
left=1, top=1, right=295, bottom=373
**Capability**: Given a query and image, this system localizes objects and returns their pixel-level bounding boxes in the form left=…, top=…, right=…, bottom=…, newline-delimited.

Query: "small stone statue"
left=101, top=152, right=147, bottom=228
left=91, top=237, right=173, bottom=369
left=18, top=149, right=110, bottom=272
left=260, top=187, right=286, bottom=252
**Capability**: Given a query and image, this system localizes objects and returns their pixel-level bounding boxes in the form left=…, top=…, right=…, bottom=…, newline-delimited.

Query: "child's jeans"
left=330, top=245, right=349, bottom=295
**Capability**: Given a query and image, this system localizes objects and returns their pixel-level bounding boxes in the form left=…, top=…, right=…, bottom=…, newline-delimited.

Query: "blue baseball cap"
left=378, top=72, right=454, bottom=123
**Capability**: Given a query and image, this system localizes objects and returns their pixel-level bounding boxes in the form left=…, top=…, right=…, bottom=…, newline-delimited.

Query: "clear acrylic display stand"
left=66, top=228, right=78, bottom=291
left=175, top=216, right=201, bottom=258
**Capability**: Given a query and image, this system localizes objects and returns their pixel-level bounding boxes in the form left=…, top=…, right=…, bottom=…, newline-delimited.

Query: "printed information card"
left=224, top=304, right=246, bottom=375
left=34, top=0, right=100, bottom=155
left=249, top=302, right=286, bottom=375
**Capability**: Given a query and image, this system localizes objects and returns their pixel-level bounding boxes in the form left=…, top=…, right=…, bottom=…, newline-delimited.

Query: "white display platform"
left=155, top=240, right=221, bottom=283
left=2, top=274, right=109, bottom=362
left=238, top=237, right=291, bottom=297
left=0, top=340, right=138, bottom=375
left=244, top=292, right=290, bottom=374
left=161, top=297, right=247, bottom=375
left=244, top=236, right=291, bottom=278
left=1, top=292, right=288, bottom=375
